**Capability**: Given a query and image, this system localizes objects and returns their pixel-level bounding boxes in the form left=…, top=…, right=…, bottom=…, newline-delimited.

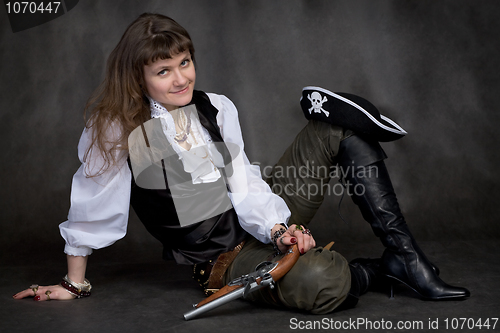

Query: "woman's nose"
left=172, top=69, right=188, bottom=86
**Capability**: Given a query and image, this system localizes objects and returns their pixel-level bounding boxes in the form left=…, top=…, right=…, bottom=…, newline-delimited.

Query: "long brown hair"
left=83, top=13, right=195, bottom=177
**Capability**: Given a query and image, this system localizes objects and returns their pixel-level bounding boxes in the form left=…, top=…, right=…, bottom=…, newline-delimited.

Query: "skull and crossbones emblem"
left=307, top=92, right=329, bottom=117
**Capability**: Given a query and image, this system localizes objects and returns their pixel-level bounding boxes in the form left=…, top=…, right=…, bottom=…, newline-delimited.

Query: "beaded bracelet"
left=60, top=275, right=92, bottom=299
left=271, top=224, right=287, bottom=255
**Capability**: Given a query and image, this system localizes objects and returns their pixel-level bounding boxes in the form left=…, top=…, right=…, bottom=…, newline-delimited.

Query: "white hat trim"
left=301, top=86, right=407, bottom=135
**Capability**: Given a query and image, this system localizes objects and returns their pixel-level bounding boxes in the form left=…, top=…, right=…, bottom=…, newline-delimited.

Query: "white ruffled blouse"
left=59, top=93, right=291, bottom=257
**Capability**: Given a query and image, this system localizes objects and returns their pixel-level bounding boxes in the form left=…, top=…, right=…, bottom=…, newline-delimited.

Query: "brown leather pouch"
left=193, top=241, right=245, bottom=296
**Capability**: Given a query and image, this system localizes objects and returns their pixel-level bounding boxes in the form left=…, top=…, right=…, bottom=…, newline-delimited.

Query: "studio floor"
left=2, top=239, right=499, bottom=333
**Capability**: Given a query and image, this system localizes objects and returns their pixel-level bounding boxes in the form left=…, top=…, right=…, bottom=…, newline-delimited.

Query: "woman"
left=13, top=13, right=469, bottom=313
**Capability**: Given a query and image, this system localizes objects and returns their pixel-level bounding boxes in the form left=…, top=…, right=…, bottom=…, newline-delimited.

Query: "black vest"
left=129, top=91, right=248, bottom=265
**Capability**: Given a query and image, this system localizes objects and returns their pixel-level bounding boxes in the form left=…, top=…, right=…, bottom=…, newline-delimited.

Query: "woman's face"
left=143, top=50, right=196, bottom=111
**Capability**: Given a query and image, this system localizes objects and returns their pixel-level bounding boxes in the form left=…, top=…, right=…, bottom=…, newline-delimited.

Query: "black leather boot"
left=337, top=135, right=470, bottom=300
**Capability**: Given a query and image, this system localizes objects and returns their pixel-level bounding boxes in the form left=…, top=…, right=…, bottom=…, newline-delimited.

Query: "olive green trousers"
left=224, top=121, right=352, bottom=314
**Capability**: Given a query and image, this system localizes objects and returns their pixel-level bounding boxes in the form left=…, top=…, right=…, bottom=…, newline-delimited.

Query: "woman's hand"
left=13, top=284, right=76, bottom=301
left=13, top=255, right=89, bottom=301
left=272, top=224, right=316, bottom=255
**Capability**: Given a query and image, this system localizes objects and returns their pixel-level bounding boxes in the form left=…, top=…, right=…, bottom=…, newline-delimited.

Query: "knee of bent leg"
left=277, top=247, right=351, bottom=314
left=338, top=134, right=387, bottom=167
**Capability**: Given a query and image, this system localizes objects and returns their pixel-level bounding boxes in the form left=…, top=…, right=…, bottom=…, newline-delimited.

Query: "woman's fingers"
left=277, top=234, right=296, bottom=253
left=35, top=287, right=71, bottom=301
left=13, top=285, right=40, bottom=300
left=289, top=224, right=315, bottom=254
left=275, top=224, right=316, bottom=254
left=34, top=288, right=51, bottom=302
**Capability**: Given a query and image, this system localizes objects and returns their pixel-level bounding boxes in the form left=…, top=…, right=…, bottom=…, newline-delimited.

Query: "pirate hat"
left=300, top=86, right=407, bottom=142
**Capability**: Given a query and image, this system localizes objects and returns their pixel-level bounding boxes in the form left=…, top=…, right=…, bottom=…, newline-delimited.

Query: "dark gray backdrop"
left=1, top=0, right=499, bottom=263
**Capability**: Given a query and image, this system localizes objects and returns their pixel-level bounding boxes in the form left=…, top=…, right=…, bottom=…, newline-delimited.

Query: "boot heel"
left=389, top=282, right=395, bottom=299
left=383, top=275, right=395, bottom=299
left=385, top=273, right=423, bottom=298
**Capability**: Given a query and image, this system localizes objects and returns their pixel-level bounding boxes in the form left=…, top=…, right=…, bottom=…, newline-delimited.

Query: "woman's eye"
left=158, top=69, right=168, bottom=75
left=181, top=59, right=190, bottom=67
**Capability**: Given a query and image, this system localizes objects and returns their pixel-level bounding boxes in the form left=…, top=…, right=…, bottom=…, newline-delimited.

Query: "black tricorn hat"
left=300, top=86, right=407, bottom=142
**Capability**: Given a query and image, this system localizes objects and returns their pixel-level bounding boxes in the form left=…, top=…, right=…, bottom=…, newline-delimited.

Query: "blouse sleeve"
left=59, top=124, right=132, bottom=256
left=207, top=93, right=291, bottom=243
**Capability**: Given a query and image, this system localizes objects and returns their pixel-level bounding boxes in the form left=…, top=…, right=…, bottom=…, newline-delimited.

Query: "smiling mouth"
left=171, top=85, right=190, bottom=94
